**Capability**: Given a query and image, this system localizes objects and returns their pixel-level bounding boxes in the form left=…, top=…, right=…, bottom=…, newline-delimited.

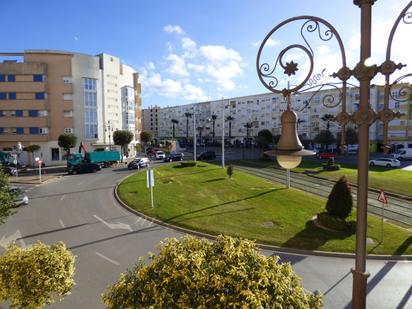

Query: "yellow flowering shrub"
left=103, top=235, right=321, bottom=308
left=0, top=241, right=75, bottom=309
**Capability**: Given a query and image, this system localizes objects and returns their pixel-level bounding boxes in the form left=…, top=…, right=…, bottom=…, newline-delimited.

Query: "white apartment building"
left=156, top=84, right=412, bottom=151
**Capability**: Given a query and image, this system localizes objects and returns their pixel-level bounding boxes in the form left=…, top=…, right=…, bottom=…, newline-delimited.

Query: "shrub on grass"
left=227, top=164, right=234, bottom=178
left=180, top=161, right=196, bottom=167
left=317, top=212, right=356, bottom=232
left=326, top=176, right=353, bottom=218
left=103, top=235, right=322, bottom=309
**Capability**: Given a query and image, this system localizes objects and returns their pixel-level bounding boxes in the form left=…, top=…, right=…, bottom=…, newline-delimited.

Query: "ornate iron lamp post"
left=256, top=1, right=411, bottom=308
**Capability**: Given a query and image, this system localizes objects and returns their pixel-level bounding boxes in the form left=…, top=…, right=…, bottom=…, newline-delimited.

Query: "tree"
left=103, top=235, right=321, bottom=309
left=171, top=119, right=179, bottom=139
left=211, top=114, right=217, bottom=141
left=225, top=115, right=234, bottom=139
left=337, top=127, right=358, bottom=146
left=256, top=129, right=273, bottom=149
left=326, top=176, right=353, bottom=219
left=0, top=169, right=15, bottom=224
left=196, top=126, right=204, bottom=144
left=321, top=114, right=335, bottom=130
left=0, top=241, right=75, bottom=308
left=184, top=112, right=192, bottom=139
left=58, top=134, right=77, bottom=157
left=140, top=131, right=152, bottom=152
left=113, top=130, right=134, bottom=162
left=314, top=130, right=336, bottom=151
left=226, top=164, right=234, bottom=179
left=24, top=144, right=41, bottom=167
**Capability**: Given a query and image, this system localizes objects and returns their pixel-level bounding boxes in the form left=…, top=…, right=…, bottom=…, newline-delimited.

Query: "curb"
left=113, top=174, right=412, bottom=261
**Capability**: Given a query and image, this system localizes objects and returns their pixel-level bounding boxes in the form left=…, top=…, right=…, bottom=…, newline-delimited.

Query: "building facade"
left=142, top=105, right=160, bottom=138
left=0, top=50, right=141, bottom=166
left=155, top=84, right=412, bottom=150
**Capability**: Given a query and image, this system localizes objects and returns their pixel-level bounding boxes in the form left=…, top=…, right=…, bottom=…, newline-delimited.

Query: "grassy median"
left=118, top=162, right=412, bottom=255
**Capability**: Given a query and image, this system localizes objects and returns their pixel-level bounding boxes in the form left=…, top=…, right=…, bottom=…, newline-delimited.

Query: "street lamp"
left=256, top=1, right=411, bottom=308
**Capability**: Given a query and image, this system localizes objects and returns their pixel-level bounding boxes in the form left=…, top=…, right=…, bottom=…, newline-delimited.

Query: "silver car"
left=368, top=158, right=400, bottom=168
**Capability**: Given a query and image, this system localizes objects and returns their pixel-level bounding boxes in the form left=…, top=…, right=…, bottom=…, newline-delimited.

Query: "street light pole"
left=193, top=108, right=196, bottom=162
left=221, top=98, right=225, bottom=168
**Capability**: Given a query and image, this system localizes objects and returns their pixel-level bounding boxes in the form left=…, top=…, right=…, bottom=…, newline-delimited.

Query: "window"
left=63, top=93, right=73, bottom=100
left=0, top=111, right=4, bottom=117
left=0, top=75, right=4, bottom=82
left=63, top=110, right=73, bottom=117
left=39, top=127, right=49, bottom=134
left=35, top=92, right=45, bottom=100
left=63, top=76, right=72, bottom=84
left=29, top=127, right=39, bottom=134
left=394, top=102, right=400, bottom=108
left=29, top=110, right=39, bottom=117
left=51, top=148, right=60, bottom=161
left=38, top=110, right=48, bottom=117
left=15, top=110, right=23, bottom=117
left=64, top=128, right=73, bottom=134
left=8, top=92, right=16, bottom=100
left=0, top=128, right=3, bottom=134
left=0, top=93, right=6, bottom=100
left=33, top=74, right=43, bottom=82
left=7, top=75, right=15, bottom=82
left=16, top=127, right=24, bottom=134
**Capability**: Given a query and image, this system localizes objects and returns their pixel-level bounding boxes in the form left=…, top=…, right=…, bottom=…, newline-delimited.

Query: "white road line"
left=93, top=214, right=133, bottom=231
left=59, top=219, right=66, bottom=228
left=0, top=230, right=26, bottom=249
left=96, top=252, right=120, bottom=265
left=60, top=194, right=66, bottom=201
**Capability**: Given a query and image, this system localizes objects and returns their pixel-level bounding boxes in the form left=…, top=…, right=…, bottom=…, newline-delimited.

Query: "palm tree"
left=184, top=113, right=192, bottom=140
left=321, top=114, right=334, bottom=131
left=171, top=119, right=179, bottom=139
left=225, top=116, right=234, bottom=139
left=211, top=114, right=217, bottom=142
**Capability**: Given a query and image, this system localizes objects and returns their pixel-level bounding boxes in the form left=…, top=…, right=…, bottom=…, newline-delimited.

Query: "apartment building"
left=142, top=105, right=160, bottom=137
left=0, top=50, right=141, bottom=166
left=156, top=83, right=412, bottom=149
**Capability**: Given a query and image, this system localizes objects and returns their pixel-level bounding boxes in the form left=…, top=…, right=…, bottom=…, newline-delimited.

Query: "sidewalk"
left=9, top=173, right=64, bottom=184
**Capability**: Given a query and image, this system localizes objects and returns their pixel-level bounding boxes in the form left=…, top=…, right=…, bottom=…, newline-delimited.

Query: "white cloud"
left=182, top=37, right=196, bottom=51
left=166, top=54, right=189, bottom=77
left=183, top=84, right=209, bottom=101
left=163, top=25, right=184, bottom=34
left=252, top=38, right=279, bottom=47
left=147, top=62, right=155, bottom=70
left=188, top=63, right=205, bottom=72
left=73, top=36, right=79, bottom=41
left=199, top=45, right=242, bottom=63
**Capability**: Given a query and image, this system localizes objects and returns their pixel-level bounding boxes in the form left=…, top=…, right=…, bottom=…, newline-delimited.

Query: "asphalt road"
left=0, top=167, right=411, bottom=308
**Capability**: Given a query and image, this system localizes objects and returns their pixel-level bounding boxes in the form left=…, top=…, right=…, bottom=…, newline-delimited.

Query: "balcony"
left=0, top=100, right=47, bottom=110
left=0, top=82, right=45, bottom=92
left=0, top=117, right=48, bottom=127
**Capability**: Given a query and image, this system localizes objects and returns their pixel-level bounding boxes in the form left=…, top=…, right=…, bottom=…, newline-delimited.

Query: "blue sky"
left=1, top=0, right=410, bottom=108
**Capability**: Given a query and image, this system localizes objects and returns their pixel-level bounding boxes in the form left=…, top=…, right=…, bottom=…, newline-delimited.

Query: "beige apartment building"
left=0, top=50, right=141, bottom=166
left=142, top=105, right=160, bottom=138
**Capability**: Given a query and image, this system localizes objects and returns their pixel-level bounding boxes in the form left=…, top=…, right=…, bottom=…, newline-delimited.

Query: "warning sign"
left=377, top=190, right=388, bottom=204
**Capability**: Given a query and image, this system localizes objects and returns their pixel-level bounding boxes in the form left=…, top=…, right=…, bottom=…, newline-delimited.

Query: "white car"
left=155, top=151, right=166, bottom=160
left=368, top=158, right=400, bottom=168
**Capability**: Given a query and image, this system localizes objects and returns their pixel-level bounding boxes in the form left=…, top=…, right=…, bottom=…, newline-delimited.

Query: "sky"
left=0, top=0, right=411, bottom=108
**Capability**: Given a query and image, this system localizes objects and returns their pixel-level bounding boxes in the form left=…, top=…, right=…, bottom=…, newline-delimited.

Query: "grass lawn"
left=118, top=162, right=412, bottom=255
left=233, top=159, right=412, bottom=197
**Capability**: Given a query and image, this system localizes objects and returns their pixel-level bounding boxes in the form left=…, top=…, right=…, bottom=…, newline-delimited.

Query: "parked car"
left=10, top=186, right=29, bottom=207
left=368, top=158, right=400, bottom=168
left=197, top=151, right=216, bottom=160
left=1, top=165, right=17, bottom=176
left=391, top=149, right=412, bottom=161
left=128, top=157, right=150, bottom=170
left=316, top=152, right=337, bottom=159
left=68, top=163, right=101, bottom=175
left=155, top=151, right=166, bottom=160
left=164, top=152, right=184, bottom=162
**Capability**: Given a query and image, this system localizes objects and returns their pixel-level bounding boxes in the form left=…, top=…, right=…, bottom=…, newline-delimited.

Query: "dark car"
left=164, top=152, right=184, bottom=162
left=68, top=163, right=101, bottom=175
left=1, top=165, right=17, bottom=176
left=197, top=151, right=216, bottom=160
left=128, top=157, right=150, bottom=170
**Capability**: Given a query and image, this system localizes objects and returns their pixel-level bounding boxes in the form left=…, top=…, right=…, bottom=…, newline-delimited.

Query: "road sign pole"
left=380, top=202, right=384, bottom=243
left=39, top=163, right=42, bottom=183
left=147, top=168, right=154, bottom=208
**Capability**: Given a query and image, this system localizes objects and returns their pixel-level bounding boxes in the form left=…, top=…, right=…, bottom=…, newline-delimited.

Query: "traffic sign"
left=38, top=160, right=43, bottom=166
left=377, top=190, right=388, bottom=204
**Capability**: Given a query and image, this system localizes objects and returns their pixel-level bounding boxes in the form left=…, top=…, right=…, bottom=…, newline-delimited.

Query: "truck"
left=392, top=148, right=412, bottom=161
left=67, top=143, right=120, bottom=170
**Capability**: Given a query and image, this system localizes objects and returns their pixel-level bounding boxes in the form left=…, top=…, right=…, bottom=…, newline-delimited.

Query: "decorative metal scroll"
left=256, top=16, right=347, bottom=98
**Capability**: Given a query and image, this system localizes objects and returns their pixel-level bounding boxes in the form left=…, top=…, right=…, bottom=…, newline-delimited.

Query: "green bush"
left=180, top=161, right=197, bottom=167
left=317, top=212, right=356, bottom=233
left=226, top=164, right=234, bottom=178
left=326, top=176, right=353, bottom=218
left=322, top=163, right=341, bottom=171
left=103, top=235, right=322, bottom=309
left=0, top=241, right=75, bottom=308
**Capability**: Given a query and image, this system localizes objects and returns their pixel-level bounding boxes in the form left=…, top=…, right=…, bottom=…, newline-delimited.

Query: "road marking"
left=60, top=194, right=66, bottom=201
left=95, top=252, right=120, bottom=265
left=0, top=230, right=26, bottom=249
left=59, top=219, right=66, bottom=228
left=93, top=215, right=133, bottom=231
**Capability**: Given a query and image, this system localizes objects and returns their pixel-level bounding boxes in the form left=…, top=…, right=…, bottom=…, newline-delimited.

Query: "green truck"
left=67, top=150, right=120, bottom=169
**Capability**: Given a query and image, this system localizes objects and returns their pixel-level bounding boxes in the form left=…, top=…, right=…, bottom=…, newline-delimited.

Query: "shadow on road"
left=29, top=185, right=116, bottom=200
